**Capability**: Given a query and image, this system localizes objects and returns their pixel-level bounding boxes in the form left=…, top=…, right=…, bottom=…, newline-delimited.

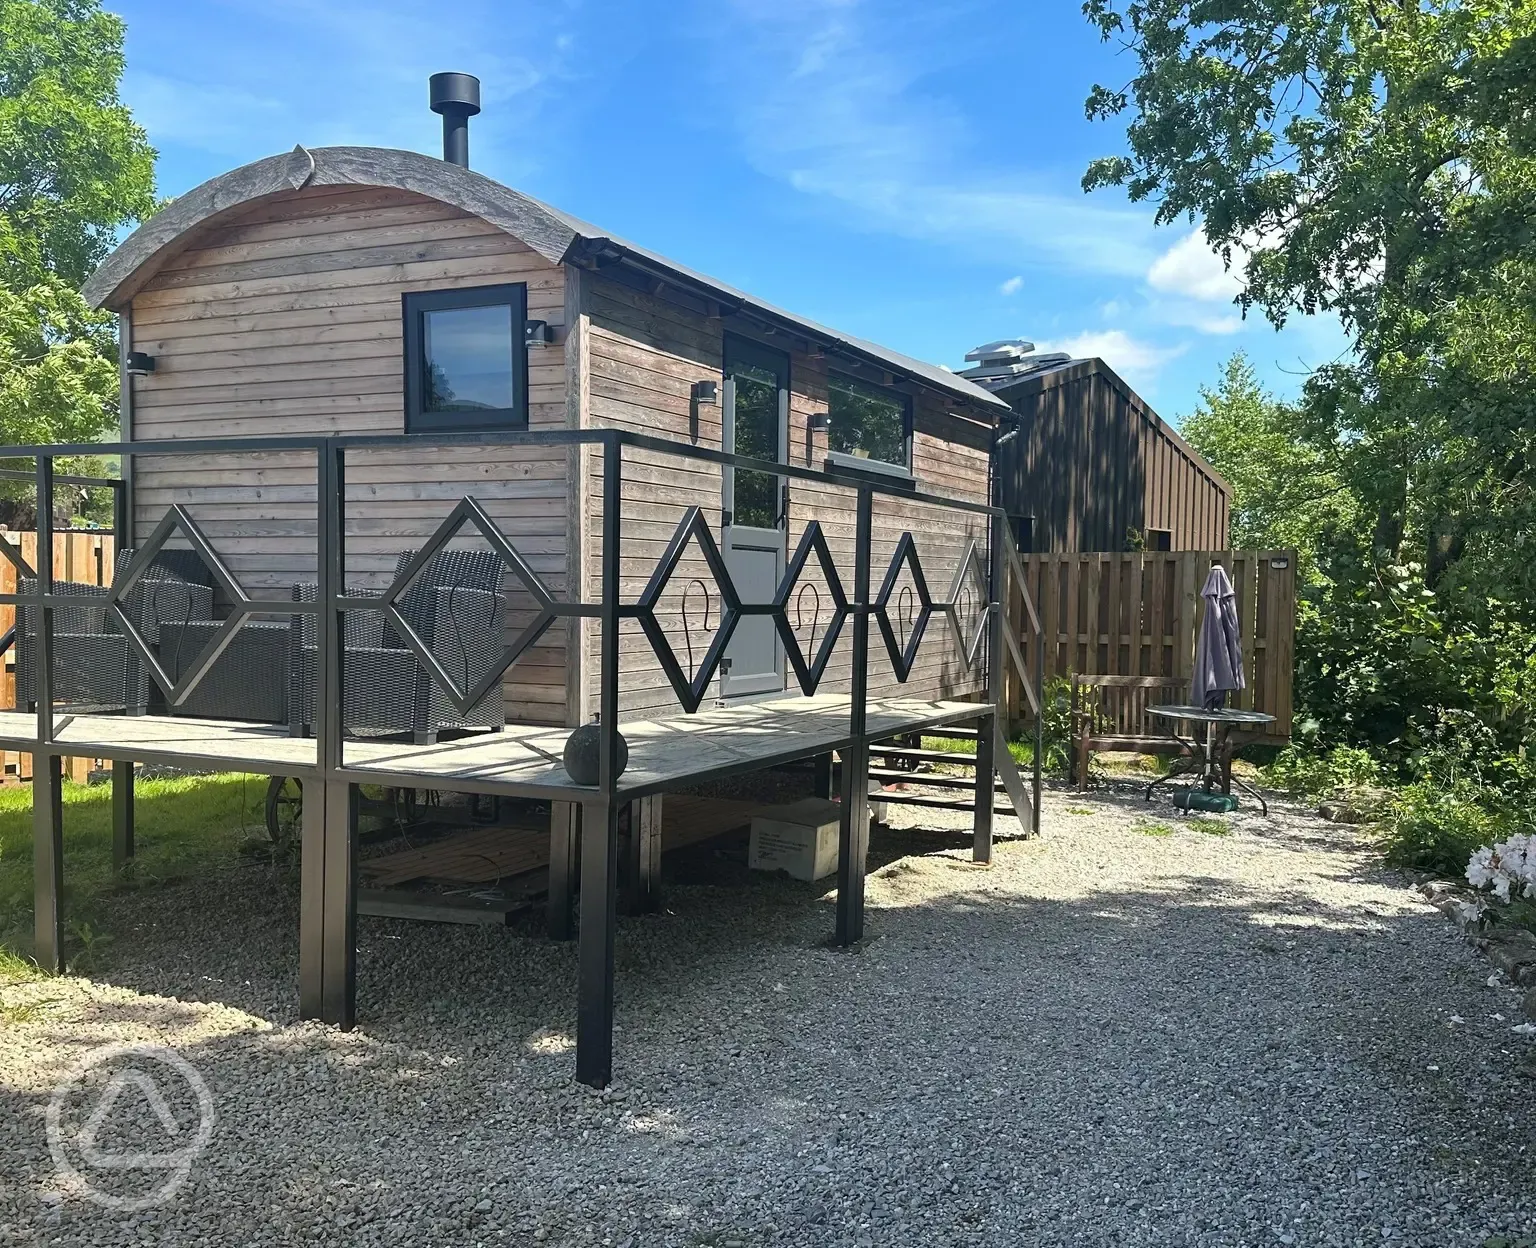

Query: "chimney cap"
left=430, top=72, right=482, bottom=117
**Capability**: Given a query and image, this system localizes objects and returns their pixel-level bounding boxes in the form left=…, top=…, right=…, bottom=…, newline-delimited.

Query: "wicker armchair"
left=15, top=549, right=216, bottom=714
left=289, top=549, right=508, bottom=742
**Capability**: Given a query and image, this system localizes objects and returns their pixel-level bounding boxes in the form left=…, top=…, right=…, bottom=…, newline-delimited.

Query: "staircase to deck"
left=864, top=723, right=1036, bottom=829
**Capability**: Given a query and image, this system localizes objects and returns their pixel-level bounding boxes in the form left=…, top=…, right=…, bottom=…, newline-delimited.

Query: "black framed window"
left=403, top=283, right=528, bottom=433
left=826, top=373, right=912, bottom=472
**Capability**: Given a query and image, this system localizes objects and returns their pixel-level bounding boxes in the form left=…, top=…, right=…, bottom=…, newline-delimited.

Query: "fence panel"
left=0, top=529, right=116, bottom=783
left=1010, top=548, right=1296, bottom=742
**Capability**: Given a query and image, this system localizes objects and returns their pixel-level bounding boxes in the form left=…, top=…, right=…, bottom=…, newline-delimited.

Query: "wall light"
left=690, top=380, right=719, bottom=405
left=524, top=320, right=553, bottom=348
left=125, top=351, right=156, bottom=376
left=807, top=412, right=831, bottom=431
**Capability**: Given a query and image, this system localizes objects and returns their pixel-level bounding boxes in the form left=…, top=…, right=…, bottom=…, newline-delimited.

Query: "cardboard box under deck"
left=749, top=798, right=842, bottom=881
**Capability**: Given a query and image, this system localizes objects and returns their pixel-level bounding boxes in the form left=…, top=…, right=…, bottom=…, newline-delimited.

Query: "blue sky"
left=112, top=0, right=1348, bottom=421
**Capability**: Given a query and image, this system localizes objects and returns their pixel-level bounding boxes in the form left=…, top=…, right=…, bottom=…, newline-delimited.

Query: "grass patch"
left=1065, top=806, right=1095, bottom=816
left=1187, top=816, right=1232, bottom=836
left=0, top=944, right=43, bottom=985
left=1134, top=820, right=1175, bottom=837
left=919, top=734, right=1034, bottom=767
left=0, top=993, right=64, bottom=1025
left=0, top=772, right=269, bottom=968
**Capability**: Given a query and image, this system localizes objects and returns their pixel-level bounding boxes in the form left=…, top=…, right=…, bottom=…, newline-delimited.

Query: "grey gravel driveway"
left=2, top=782, right=1533, bottom=1247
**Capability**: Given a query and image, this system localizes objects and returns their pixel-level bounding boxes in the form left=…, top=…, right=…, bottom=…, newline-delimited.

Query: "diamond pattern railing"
left=57, top=493, right=990, bottom=726
left=633, top=506, right=741, bottom=714
left=874, top=532, right=933, bottom=682
left=375, top=497, right=560, bottom=718
left=109, top=504, right=302, bottom=709
left=943, top=537, right=990, bottom=669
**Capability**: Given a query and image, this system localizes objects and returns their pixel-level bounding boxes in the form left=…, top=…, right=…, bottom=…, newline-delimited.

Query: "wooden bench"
left=1070, top=675, right=1187, bottom=790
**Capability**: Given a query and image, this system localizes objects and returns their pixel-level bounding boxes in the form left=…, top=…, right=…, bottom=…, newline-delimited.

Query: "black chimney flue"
left=429, top=72, right=481, bottom=168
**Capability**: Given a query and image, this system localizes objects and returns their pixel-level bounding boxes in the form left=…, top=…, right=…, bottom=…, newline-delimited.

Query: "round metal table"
left=1144, top=705, right=1276, bottom=814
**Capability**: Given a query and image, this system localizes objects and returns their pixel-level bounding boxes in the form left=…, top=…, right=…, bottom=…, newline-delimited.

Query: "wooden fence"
left=0, top=529, right=116, bottom=783
left=1005, top=548, right=1296, bottom=742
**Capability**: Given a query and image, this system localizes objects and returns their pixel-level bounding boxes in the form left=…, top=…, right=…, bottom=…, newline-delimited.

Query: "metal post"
left=32, top=455, right=64, bottom=971
left=812, top=752, right=833, bottom=800
left=621, top=794, right=663, bottom=915
left=317, top=441, right=344, bottom=776
left=836, top=486, right=873, bottom=946
left=975, top=509, right=1007, bottom=863
left=298, top=777, right=325, bottom=1018
left=112, top=760, right=134, bottom=869
left=576, top=797, right=619, bottom=1088
left=34, top=456, right=54, bottom=747
left=33, top=753, right=64, bottom=972
left=577, top=436, right=623, bottom=1087
left=547, top=800, right=579, bottom=940
left=321, top=780, right=358, bottom=1027
left=1033, top=583, right=1044, bottom=836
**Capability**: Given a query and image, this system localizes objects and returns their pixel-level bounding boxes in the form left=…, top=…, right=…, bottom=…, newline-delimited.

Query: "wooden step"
left=868, top=767, right=1007, bottom=794
left=868, top=746, right=979, bottom=767
left=875, top=790, right=1018, bottom=817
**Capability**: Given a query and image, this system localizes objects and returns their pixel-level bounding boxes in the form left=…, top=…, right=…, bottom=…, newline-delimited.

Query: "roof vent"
left=429, top=72, right=481, bottom=168
left=958, top=340, right=1073, bottom=390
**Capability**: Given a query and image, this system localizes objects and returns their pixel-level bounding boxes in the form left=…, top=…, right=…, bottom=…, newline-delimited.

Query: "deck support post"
left=973, top=712, right=995, bottom=864
left=836, top=740, right=870, bottom=945
left=32, top=456, right=64, bottom=972
left=576, top=433, right=623, bottom=1088
left=33, top=753, right=64, bottom=973
left=812, top=752, right=833, bottom=800
left=836, top=484, right=874, bottom=947
left=299, top=778, right=358, bottom=1027
left=621, top=794, right=663, bottom=916
left=548, top=800, right=579, bottom=940
left=301, top=438, right=356, bottom=1027
left=576, top=798, right=619, bottom=1088
left=112, top=760, right=135, bottom=869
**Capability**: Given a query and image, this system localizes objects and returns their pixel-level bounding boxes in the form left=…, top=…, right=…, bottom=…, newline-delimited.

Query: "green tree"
left=1082, top=0, right=1536, bottom=590
left=1181, top=352, right=1356, bottom=563
left=0, top=0, right=155, bottom=516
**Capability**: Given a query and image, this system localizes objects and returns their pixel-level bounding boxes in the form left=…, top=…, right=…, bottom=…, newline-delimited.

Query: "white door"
left=721, top=336, right=789, bottom=699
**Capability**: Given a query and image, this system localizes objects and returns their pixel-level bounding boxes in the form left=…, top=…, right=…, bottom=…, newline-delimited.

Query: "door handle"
left=777, top=481, right=790, bottom=529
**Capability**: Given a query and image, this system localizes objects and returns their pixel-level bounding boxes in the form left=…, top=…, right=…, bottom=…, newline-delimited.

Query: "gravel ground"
left=2, top=779, right=1534, bottom=1247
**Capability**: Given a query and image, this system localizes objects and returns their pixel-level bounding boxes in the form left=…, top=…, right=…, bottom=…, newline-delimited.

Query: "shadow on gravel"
left=4, top=797, right=1536, bottom=1247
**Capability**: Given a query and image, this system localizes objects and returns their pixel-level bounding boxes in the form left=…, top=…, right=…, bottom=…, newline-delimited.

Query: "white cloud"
left=1147, top=229, right=1245, bottom=303
left=702, top=2, right=1161, bottom=278
left=999, top=276, right=1024, bottom=296
left=1035, top=329, right=1187, bottom=388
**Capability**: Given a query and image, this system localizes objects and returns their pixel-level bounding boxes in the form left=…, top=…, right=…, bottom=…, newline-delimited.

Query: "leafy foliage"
left=1378, top=780, right=1510, bottom=876
left=1181, top=354, right=1357, bottom=566
left=1083, top=2, right=1536, bottom=866
left=0, top=0, right=154, bottom=499
left=1085, top=0, right=1536, bottom=593
left=0, top=0, right=156, bottom=289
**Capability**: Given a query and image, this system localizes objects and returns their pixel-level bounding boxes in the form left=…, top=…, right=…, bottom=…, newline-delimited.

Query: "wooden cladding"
left=0, top=530, right=114, bottom=782
left=1006, top=549, right=1296, bottom=741
left=126, top=185, right=572, bottom=726
left=995, top=360, right=1229, bottom=553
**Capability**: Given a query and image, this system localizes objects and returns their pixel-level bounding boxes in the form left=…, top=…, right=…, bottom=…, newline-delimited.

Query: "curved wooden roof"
left=85, top=145, right=1009, bottom=414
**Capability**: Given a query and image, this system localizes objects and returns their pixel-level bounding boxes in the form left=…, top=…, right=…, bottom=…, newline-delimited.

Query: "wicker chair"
left=158, top=617, right=291, bottom=724
left=288, top=549, right=508, bottom=742
left=15, top=549, right=216, bottom=714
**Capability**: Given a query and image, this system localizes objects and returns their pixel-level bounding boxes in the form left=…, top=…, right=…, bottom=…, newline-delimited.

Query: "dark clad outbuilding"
left=991, top=357, right=1229, bottom=553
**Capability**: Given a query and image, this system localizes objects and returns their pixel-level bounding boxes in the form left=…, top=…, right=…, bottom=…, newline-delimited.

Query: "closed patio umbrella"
left=1191, top=564, right=1245, bottom=710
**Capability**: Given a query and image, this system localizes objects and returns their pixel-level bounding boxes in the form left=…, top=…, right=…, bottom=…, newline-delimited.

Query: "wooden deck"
left=0, top=695, right=983, bottom=798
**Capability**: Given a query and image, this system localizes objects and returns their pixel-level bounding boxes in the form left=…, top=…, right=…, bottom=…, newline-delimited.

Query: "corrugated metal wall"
left=994, top=359, right=1228, bottom=552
